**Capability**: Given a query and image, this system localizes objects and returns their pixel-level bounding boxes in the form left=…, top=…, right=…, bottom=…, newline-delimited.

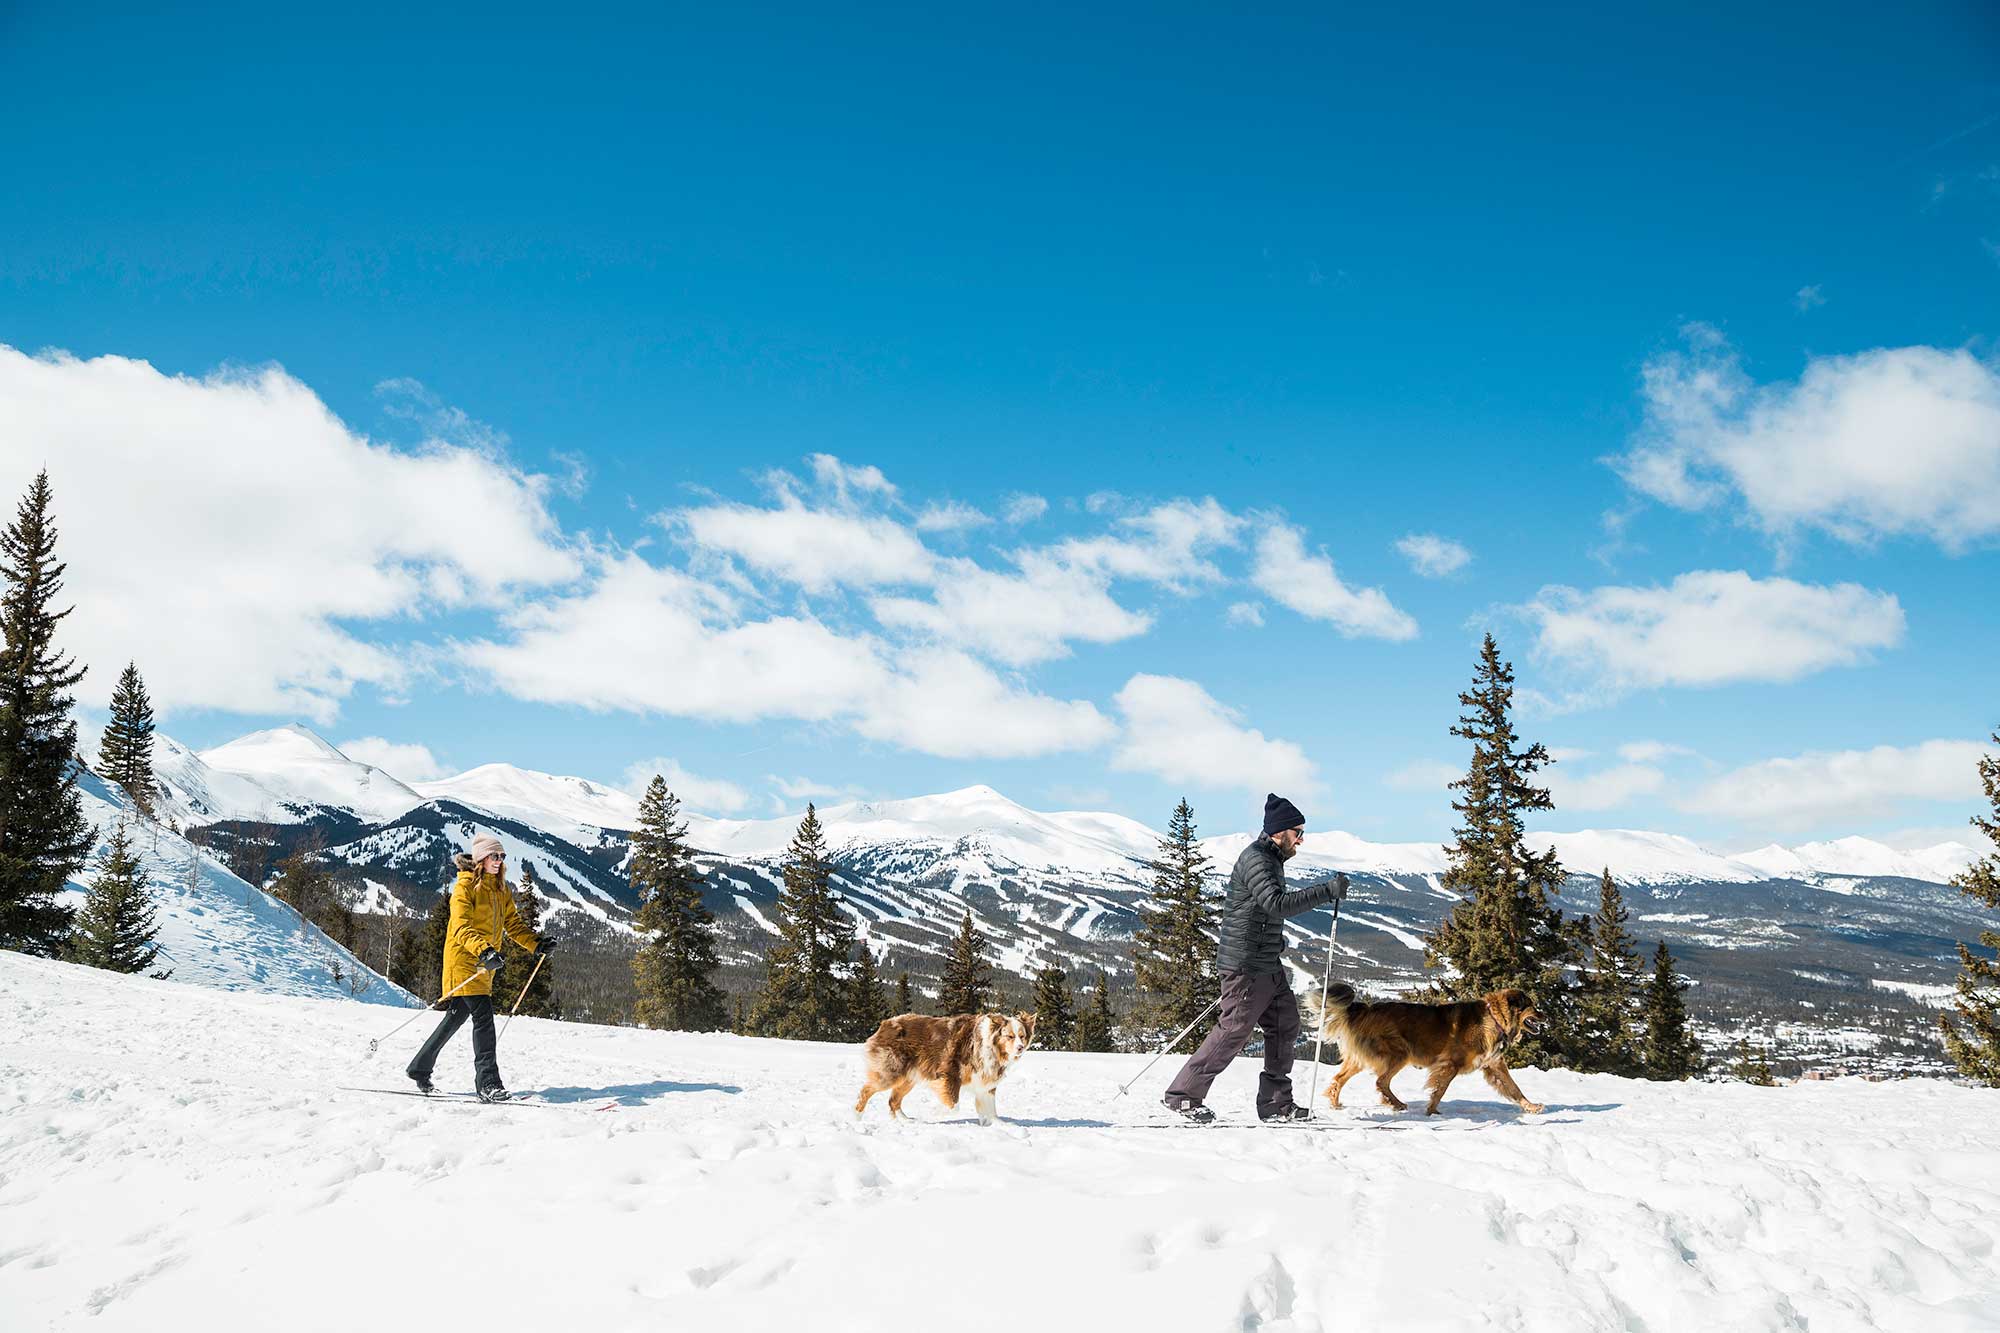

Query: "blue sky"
left=2, top=2, right=1996, bottom=847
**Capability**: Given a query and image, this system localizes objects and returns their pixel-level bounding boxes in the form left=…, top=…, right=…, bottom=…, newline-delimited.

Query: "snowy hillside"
left=5, top=953, right=1998, bottom=1331
left=64, top=768, right=409, bottom=1008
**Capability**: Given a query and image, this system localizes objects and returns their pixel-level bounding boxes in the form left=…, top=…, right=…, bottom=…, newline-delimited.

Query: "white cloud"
left=806, top=453, right=897, bottom=503
left=1054, top=497, right=1241, bottom=590
left=1111, top=674, right=1317, bottom=795
left=1677, top=739, right=1990, bottom=829
left=674, top=502, right=935, bottom=593
left=619, top=758, right=752, bottom=815
left=1226, top=601, right=1266, bottom=628
left=0, top=346, right=579, bottom=722
left=870, top=552, right=1151, bottom=666
left=1551, top=763, right=1667, bottom=812
left=1618, top=740, right=1696, bottom=764
left=913, top=500, right=991, bottom=533
left=1395, top=533, right=1473, bottom=578
left=849, top=648, right=1114, bottom=759
left=337, top=737, right=450, bottom=783
left=1616, top=330, right=2000, bottom=552
left=461, top=553, right=1110, bottom=761
left=768, top=775, right=867, bottom=804
left=1547, top=747, right=1596, bottom=763
left=1516, top=570, right=1904, bottom=691
left=1385, top=760, right=1459, bottom=792
left=1250, top=524, right=1419, bottom=640
left=1002, top=493, right=1049, bottom=524
left=1794, top=285, right=1826, bottom=312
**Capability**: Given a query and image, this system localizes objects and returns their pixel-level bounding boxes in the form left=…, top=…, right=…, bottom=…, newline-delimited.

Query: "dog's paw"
left=1522, top=1103, right=1546, bottom=1115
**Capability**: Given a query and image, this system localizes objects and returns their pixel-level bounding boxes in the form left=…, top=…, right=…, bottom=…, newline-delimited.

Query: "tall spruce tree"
left=496, top=861, right=560, bottom=1018
left=895, top=971, right=914, bottom=1015
left=845, top=943, right=889, bottom=1039
left=1939, top=729, right=2000, bottom=1084
left=1031, top=963, right=1076, bottom=1051
left=629, top=777, right=727, bottom=1031
left=1421, top=634, right=1587, bottom=1067
left=0, top=471, right=90, bottom=955
left=749, top=804, right=855, bottom=1041
left=1072, top=970, right=1117, bottom=1052
left=417, top=888, right=452, bottom=1002
left=96, top=663, right=158, bottom=816
left=1131, top=798, right=1217, bottom=1043
left=66, top=821, right=159, bottom=973
left=936, top=908, right=994, bottom=1014
left=1640, top=940, right=1702, bottom=1080
left=1577, top=868, right=1644, bottom=1074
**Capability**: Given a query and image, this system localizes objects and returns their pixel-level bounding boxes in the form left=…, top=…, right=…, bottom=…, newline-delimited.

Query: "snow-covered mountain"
left=197, top=725, right=426, bottom=824
left=414, top=764, right=642, bottom=841
left=64, top=765, right=409, bottom=1008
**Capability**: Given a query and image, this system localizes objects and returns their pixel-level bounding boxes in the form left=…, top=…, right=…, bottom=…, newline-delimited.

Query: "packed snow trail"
left=4, top=955, right=1999, bottom=1332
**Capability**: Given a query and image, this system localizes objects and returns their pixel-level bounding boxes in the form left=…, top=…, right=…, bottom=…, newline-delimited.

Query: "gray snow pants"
left=407, top=994, right=501, bottom=1091
left=1163, top=970, right=1302, bottom=1114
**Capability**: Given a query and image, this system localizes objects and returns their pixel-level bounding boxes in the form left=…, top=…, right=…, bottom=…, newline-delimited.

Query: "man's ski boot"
left=409, top=1073, right=435, bottom=1096
left=1259, top=1104, right=1313, bottom=1124
left=476, top=1085, right=512, bottom=1103
left=1163, top=1095, right=1216, bottom=1125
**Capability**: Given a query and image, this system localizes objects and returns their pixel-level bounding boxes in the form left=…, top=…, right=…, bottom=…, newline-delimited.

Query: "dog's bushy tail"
left=1301, top=981, right=1358, bottom=1041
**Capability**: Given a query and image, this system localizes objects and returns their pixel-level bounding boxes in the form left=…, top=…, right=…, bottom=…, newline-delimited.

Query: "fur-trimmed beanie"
left=1261, top=793, right=1305, bottom=838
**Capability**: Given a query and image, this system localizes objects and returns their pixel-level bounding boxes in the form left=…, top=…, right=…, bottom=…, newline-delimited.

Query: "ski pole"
left=497, top=953, right=547, bottom=1045
left=1305, top=896, right=1345, bottom=1114
left=364, top=965, right=493, bottom=1057
left=1112, top=997, right=1222, bottom=1099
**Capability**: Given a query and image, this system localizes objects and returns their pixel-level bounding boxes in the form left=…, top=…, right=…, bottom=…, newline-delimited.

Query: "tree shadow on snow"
left=537, top=1080, right=743, bottom=1106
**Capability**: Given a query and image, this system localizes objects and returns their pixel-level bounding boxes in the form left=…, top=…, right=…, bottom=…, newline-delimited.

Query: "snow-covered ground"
left=6, top=955, right=1999, bottom=1331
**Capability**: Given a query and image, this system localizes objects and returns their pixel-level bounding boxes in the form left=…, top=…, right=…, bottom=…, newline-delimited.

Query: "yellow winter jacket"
left=440, top=859, right=540, bottom=1000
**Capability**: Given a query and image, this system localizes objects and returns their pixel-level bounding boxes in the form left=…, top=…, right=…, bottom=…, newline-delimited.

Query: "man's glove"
left=478, top=947, right=505, bottom=974
left=1326, top=873, right=1350, bottom=907
left=534, top=938, right=557, bottom=959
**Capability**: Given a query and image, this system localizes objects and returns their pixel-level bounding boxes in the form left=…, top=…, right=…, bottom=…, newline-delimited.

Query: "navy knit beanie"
left=1262, top=793, right=1305, bottom=838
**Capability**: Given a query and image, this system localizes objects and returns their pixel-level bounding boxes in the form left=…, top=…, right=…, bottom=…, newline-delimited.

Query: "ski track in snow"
left=5, top=953, right=2000, bottom=1332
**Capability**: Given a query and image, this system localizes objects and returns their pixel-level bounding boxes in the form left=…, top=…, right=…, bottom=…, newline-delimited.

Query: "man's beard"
left=1275, top=839, right=1298, bottom=861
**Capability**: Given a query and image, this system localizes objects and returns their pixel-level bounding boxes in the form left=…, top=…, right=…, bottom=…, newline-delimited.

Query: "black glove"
left=478, top=947, right=505, bottom=974
left=1326, top=873, right=1350, bottom=907
left=534, top=938, right=557, bottom=959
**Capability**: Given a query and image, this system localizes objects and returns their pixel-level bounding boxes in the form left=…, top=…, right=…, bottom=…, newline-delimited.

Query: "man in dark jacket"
left=1163, top=793, right=1347, bottom=1123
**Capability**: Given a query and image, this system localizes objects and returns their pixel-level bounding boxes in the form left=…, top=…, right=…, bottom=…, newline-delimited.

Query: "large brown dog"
left=855, top=1011, right=1035, bottom=1125
left=1305, top=983, right=1546, bottom=1116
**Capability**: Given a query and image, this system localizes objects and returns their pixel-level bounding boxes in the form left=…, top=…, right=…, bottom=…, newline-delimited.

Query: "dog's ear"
left=1500, top=989, right=1534, bottom=1028
left=1018, top=1011, right=1036, bottom=1038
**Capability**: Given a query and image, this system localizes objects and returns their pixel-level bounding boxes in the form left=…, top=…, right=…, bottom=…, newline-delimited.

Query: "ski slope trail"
left=4, top=954, right=1998, bottom=1332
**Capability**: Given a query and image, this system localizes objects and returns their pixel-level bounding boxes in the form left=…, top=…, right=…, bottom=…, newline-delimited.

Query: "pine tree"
left=96, top=662, right=158, bottom=816
left=66, top=820, right=159, bottom=973
left=1131, top=798, right=1217, bottom=1044
left=1940, top=729, right=2000, bottom=1084
left=269, top=844, right=349, bottom=946
left=846, top=942, right=889, bottom=1039
left=748, top=804, right=855, bottom=1041
left=1576, top=868, right=1644, bottom=1074
left=936, top=908, right=994, bottom=1014
left=495, top=862, right=560, bottom=1018
left=895, top=971, right=914, bottom=1015
left=1031, top=963, right=1076, bottom=1051
left=1421, top=634, right=1588, bottom=1067
left=1732, top=1039, right=1776, bottom=1086
left=1640, top=940, right=1702, bottom=1080
left=629, top=777, right=727, bottom=1032
left=0, top=471, right=90, bottom=955
left=1073, top=971, right=1118, bottom=1052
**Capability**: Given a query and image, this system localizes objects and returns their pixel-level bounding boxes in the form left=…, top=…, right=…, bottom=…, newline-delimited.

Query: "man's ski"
left=339, top=1086, right=619, bottom=1111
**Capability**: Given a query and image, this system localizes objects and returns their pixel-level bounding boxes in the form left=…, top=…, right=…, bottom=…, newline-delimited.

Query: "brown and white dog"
left=855, top=1011, right=1035, bottom=1125
left=1304, top=983, right=1546, bottom=1116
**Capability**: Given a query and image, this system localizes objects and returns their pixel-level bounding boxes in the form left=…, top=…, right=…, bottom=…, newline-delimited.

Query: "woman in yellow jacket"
left=406, top=834, right=549, bottom=1101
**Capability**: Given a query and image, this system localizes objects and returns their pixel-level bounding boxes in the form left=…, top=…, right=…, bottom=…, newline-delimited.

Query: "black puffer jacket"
left=1215, top=837, right=1344, bottom=976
